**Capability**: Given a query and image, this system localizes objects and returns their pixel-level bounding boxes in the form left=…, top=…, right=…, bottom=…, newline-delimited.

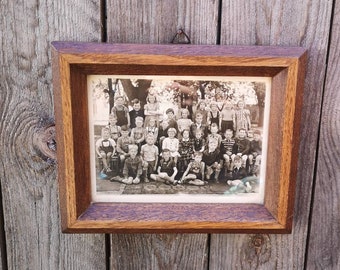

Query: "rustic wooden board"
left=0, top=190, right=5, bottom=270
left=107, top=0, right=219, bottom=44
left=106, top=0, right=219, bottom=268
left=110, top=234, right=208, bottom=269
left=306, top=0, right=340, bottom=268
left=0, top=1, right=106, bottom=269
left=210, top=0, right=333, bottom=269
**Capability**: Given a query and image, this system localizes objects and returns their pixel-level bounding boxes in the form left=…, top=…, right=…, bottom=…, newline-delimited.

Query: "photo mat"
left=88, top=75, right=271, bottom=204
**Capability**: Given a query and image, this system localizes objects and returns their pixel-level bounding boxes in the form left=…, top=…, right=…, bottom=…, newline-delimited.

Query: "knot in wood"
left=33, top=125, right=57, bottom=163
left=252, top=234, right=264, bottom=248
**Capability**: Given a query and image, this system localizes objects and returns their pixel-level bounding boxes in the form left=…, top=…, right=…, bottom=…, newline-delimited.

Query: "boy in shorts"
left=95, top=127, right=116, bottom=173
left=140, top=134, right=159, bottom=182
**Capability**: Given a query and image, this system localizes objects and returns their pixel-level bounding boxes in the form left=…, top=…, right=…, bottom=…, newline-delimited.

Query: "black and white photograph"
left=88, top=75, right=271, bottom=203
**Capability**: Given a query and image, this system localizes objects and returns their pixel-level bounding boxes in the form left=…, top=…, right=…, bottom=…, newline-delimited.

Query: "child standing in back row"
left=144, top=92, right=161, bottom=127
left=233, top=100, right=251, bottom=134
left=111, top=95, right=130, bottom=127
left=220, top=101, right=235, bottom=134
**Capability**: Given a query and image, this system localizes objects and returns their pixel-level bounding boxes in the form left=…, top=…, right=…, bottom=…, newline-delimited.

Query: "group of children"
left=95, top=92, right=262, bottom=192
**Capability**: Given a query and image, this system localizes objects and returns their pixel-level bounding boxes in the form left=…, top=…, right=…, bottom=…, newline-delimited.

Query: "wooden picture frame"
left=51, top=41, right=307, bottom=233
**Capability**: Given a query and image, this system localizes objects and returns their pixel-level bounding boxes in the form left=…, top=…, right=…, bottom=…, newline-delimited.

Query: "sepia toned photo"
left=88, top=75, right=271, bottom=204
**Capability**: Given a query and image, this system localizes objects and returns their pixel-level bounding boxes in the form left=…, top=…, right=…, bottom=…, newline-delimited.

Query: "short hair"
left=135, top=116, right=144, bottom=123
left=101, top=127, right=110, bottom=134
left=234, top=156, right=242, bottom=162
left=197, top=101, right=206, bottom=107
left=180, top=108, right=189, bottom=115
left=145, top=133, right=155, bottom=141
left=181, top=129, right=190, bottom=136
left=208, top=137, right=218, bottom=144
left=194, top=128, right=203, bottom=135
left=193, top=151, right=203, bottom=157
left=225, top=129, right=233, bottom=134
left=238, top=128, right=246, bottom=133
left=210, top=123, right=219, bottom=129
left=162, top=148, right=170, bottom=154
left=114, top=95, right=124, bottom=101
left=166, top=108, right=174, bottom=114
left=167, top=128, right=177, bottom=135
left=195, top=112, right=203, bottom=118
left=210, top=101, right=218, bottom=108
left=148, top=116, right=156, bottom=122
left=128, top=144, right=138, bottom=152
left=120, top=125, right=129, bottom=132
left=131, top=98, right=140, bottom=104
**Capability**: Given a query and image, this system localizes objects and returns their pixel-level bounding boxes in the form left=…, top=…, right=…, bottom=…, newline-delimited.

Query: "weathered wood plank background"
left=0, top=0, right=339, bottom=269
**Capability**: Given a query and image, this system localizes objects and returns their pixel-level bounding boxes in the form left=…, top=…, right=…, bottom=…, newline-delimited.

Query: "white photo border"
left=88, top=75, right=271, bottom=204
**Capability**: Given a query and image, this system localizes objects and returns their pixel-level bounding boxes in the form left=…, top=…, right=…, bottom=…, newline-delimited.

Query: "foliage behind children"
left=92, top=78, right=264, bottom=194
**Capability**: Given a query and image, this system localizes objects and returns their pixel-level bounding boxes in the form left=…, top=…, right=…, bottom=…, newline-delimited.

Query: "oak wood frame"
left=51, top=41, right=307, bottom=233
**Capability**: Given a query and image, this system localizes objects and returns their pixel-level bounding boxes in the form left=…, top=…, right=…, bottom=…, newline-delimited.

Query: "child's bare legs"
left=205, top=166, right=214, bottom=180
left=181, top=173, right=196, bottom=183
left=150, top=173, right=177, bottom=185
left=100, top=151, right=112, bottom=172
left=224, top=154, right=235, bottom=175
left=122, top=176, right=133, bottom=185
left=206, top=163, right=221, bottom=183
left=182, top=174, right=205, bottom=186
left=241, top=155, right=248, bottom=168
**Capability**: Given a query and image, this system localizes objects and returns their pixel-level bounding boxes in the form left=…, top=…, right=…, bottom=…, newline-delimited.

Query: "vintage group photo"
left=88, top=75, right=271, bottom=203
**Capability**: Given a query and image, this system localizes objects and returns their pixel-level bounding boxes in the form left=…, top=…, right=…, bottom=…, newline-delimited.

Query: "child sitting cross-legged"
left=202, top=138, right=222, bottom=183
left=150, top=149, right=178, bottom=185
left=179, top=151, right=205, bottom=186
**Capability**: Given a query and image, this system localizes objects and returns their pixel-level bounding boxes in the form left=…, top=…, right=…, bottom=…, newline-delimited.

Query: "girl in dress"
left=162, top=128, right=180, bottom=164
left=145, top=116, right=159, bottom=143
left=233, top=100, right=251, bottom=133
left=177, top=108, right=193, bottom=136
left=144, top=92, right=161, bottom=128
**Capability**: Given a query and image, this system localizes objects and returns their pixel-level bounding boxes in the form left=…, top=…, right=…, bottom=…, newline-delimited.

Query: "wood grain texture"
left=210, top=0, right=333, bottom=269
left=0, top=187, right=5, bottom=270
left=110, top=234, right=208, bottom=270
left=107, top=0, right=219, bottom=44
left=0, top=1, right=106, bottom=269
left=106, top=0, right=219, bottom=268
left=306, top=1, right=340, bottom=268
